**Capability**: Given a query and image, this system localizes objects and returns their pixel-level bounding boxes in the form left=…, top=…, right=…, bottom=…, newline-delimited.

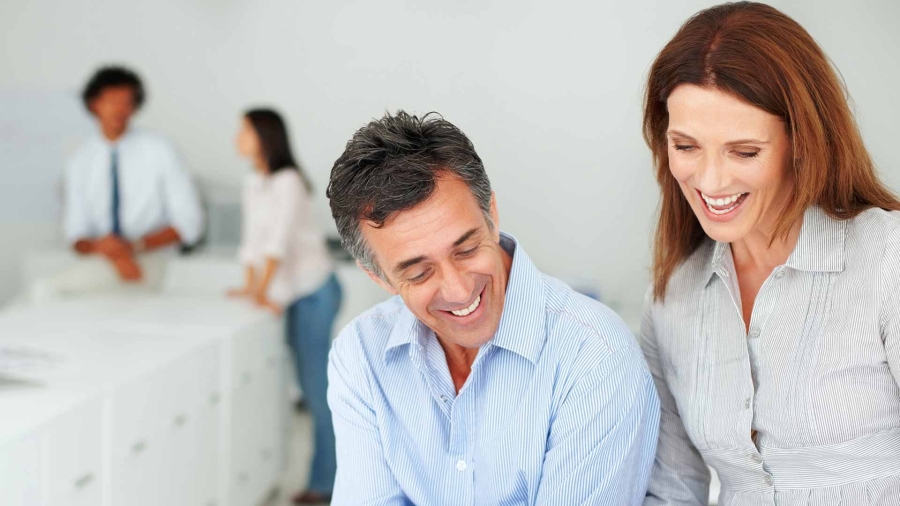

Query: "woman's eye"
left=736, top=151, right=759, bottom=159
left=673, top=144, right=695, bottom=152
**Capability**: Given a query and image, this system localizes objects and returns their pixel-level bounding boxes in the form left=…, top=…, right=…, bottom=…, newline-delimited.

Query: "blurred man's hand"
left=94, top=234, right=133, bottom=260
left=113, top=256, right=143, bottom=282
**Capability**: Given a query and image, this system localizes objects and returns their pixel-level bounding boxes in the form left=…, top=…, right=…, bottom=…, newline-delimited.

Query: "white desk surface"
left=0, top=294, right=276, bottom=446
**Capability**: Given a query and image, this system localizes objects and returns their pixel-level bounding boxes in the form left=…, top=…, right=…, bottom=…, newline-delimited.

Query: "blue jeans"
left=286, top=273, right=343, bottom=493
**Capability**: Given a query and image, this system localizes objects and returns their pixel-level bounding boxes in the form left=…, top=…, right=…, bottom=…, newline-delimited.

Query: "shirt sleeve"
left=638, top=295, right=711, bottom=506
left=328, top=328, right=411, bottom=506
left=262, top=173, right=303, bottom=260
left=63, top=156, right=93, bottom=244
left=158, top=142, right=204, bottom=245
left=534, top=340, right=660, bottom=506
left=882, top=223, right=900, bottom=385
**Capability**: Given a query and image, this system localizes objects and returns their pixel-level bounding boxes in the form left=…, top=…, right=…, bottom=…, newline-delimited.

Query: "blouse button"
left=764, top=475, right=774, bottom=486
left=751, top=454, right=762, bottom=464
left=775, top=270, right=785, bottom=279
left=749, top=328, right=761, bottom=339
left=456, top=460, right=467, bottom=472
left=744, top=398, right=751, bottom=409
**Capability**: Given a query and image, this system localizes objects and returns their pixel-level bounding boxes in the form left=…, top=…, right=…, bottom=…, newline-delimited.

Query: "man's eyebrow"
left=391, top=228, right=481, bottom=275
left=393, top=255, right=427, bottom=275
left=453, top=228, right=480, bottom=247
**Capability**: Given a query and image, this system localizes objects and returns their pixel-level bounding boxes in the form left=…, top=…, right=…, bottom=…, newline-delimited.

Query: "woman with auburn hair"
left=640, top=2, right=900, bottom=505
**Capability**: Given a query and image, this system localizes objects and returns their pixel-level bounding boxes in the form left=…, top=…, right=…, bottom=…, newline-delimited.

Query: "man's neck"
left=101, top=125, right=128, bottom=142
left=440, top=342, right=479, bottom=394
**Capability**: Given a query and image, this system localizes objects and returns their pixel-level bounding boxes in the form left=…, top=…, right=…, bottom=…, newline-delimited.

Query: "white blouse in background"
left=238, top=169, right=332, bottom=306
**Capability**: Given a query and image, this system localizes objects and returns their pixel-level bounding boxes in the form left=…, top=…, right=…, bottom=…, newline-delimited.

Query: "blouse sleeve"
left=881, top=223, right=900, bottom=385
left=638, top=290, right=711, bottom=506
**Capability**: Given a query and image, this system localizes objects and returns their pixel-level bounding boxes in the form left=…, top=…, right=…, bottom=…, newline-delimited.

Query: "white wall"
left=1, top=0, right=898, bottom=312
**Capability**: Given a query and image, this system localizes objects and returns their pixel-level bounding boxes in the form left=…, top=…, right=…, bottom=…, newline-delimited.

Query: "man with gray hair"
left=326, top=111, right=659, bottom=505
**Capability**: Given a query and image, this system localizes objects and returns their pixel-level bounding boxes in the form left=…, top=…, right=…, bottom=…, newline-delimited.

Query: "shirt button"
left=456, top=460, right=467, bottom=472
left=751, top=454, right=762, bottom=464
left=749, top=328, right=760, bottom=339
left=440, top=395, right=448, bottom=403
left=764, top=475, right=773, bottom=486
left=775, top=270, right=785, bottom=279
left=744, top=398, right=751, bottom=409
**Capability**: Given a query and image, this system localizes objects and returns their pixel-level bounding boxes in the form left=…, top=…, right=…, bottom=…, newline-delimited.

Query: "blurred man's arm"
left=159, top=143, right=204, bottom=246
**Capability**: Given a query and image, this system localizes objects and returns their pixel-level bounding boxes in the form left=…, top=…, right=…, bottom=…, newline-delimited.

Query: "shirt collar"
left=383, top=231, right=546, bottom=365
left=94, top=128, right=135, bottom=150
left=705, top=205, right=846, bottom=284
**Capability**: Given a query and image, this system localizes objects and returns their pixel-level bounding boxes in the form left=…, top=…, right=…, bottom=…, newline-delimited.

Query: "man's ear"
left=489, top=192, right=500, bottom=241
left=357, top=260, right=398, bottom=295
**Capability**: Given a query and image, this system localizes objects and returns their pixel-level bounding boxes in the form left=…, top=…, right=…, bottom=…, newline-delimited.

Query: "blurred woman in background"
left=640, top=2, right=900, bottom=505
left=230, top=108, right=341, bottom=504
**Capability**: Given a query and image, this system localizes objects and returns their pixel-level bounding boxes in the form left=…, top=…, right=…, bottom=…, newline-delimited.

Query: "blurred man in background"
left=56, top=65, right=203, bottom=294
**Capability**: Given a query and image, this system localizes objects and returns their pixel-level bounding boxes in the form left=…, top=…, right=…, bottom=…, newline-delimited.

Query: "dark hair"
left=244, top=108, right=312, bottom=192
left=327, top=111, right=493, bottom=277
left=643, top=1, right=900, bottom=301
left=81, top=66, right=145, bottom=111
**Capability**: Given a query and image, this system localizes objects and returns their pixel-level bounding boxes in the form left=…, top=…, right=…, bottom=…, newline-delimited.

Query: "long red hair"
left=644, top=1, right=900, bottom=301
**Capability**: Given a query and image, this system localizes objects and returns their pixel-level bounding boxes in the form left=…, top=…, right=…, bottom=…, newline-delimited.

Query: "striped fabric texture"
left=328, top=233, right=660, bottom=505
left=640, top=206, right=900, bottom=506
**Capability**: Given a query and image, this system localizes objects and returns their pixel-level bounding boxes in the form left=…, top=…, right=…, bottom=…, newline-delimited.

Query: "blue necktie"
left=110, top=148, right=121, bottom=236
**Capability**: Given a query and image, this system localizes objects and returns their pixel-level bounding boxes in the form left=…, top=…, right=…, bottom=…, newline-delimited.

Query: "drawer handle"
left=209, top=392, right=220, bottom=406
left=173, top=413, right=188, bottom=427
left=74, top=473, right=94, bottom=490
left=132, top=440, right=147, bottom=454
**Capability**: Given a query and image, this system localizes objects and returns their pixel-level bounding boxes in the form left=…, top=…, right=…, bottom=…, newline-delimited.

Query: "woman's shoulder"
left=269, top=169, right=307, bottom=193
left=649, top=238, right=716, bottom=315
left=849, top=207, right=900, bottom=237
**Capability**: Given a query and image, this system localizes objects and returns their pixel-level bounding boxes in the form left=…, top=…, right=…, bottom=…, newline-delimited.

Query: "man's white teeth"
left=701, top=192, right=747, bottom=214
left=451, top=295, right=481, bottom=317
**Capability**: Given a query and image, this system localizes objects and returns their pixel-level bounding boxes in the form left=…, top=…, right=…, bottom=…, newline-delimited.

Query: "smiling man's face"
left=361, top=175, right=511, bottom=349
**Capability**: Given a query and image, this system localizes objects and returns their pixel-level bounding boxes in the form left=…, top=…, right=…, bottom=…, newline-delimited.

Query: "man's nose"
left=440, top=267, right=473, bottom=305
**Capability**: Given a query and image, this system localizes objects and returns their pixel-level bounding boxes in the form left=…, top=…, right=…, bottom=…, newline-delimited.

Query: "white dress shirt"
left=63, top=130, right=204, bottom=245
left=238, top=169, right=332, bottom=306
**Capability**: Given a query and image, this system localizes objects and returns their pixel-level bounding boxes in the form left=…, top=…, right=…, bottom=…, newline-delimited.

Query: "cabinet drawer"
left=45, top=400, right=104, bottom=505
left=0, top=432, right=43, bottom=506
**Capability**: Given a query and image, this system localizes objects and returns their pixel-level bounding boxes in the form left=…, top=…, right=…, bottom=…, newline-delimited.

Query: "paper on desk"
left=0, top=345, right=66, bottom=384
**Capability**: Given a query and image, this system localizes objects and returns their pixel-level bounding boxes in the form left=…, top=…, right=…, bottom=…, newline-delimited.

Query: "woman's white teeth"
left=451, top=295, right=481, bottom=317
left=701, top=192, right=747, bottom=214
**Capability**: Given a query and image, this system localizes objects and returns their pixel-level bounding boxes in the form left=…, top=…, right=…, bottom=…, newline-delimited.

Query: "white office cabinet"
left=0, top=432, right=43, bottom=505
left=108, top=368, right=169, bottom=506
left=226, top=318, right=286, bottom=506
left=45, top=400, right=104, bottom=506
left=2, top=266, right=291, bottom=506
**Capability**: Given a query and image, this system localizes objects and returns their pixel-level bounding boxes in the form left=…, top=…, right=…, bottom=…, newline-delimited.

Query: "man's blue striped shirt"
left=328, top=233, right=660, bottom=505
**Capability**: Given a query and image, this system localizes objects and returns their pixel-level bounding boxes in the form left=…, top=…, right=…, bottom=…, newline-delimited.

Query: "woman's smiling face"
left=666, top=84, right=795, bottom=243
